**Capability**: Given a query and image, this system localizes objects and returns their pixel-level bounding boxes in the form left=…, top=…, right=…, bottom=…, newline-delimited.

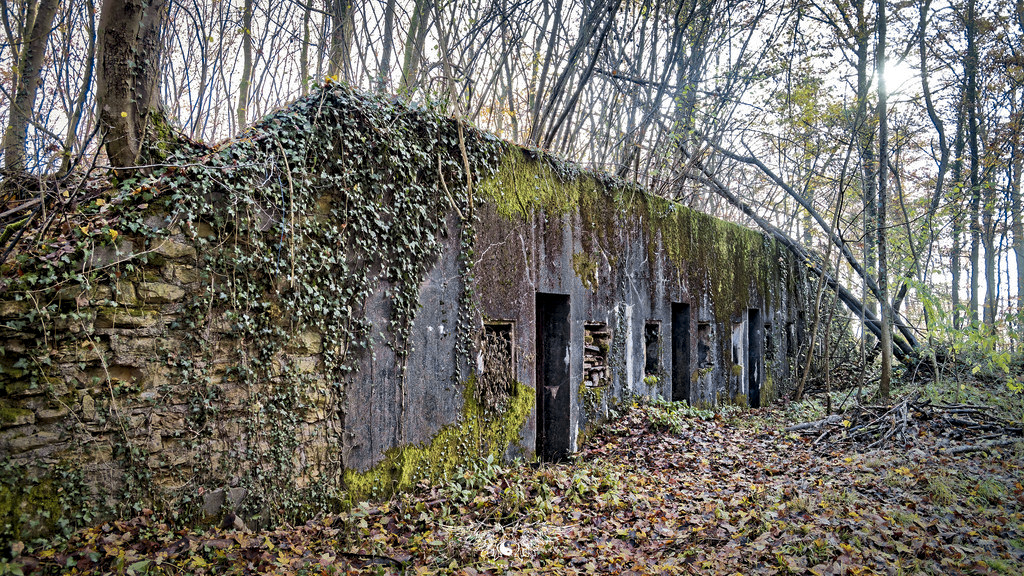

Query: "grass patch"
left=983, top=557, right=1016, bottom=575
left=978, top=479, right=1008, bottom=504
left=925, top=475, right=957, bottom=506
left=888, top=509, right=921, bottom=527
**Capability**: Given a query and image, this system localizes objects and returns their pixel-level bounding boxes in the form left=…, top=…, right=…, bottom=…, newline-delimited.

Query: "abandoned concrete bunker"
left=0, top=85, right=809, bottom=536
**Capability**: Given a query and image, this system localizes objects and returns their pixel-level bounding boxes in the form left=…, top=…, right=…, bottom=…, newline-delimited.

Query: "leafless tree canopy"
left=2, top=0, right=1024, bottom=373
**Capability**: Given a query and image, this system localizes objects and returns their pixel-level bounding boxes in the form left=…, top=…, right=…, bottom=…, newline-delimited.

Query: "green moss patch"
left=0, top=467, right=60, bottom=543
left=478, top=149, right=600, bottom=220
left=479, top=150, right=788, bottom=324
left=343, top=377, right=533, bottom=501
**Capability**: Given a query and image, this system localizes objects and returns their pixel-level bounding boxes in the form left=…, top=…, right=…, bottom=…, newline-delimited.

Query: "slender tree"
left=1, top=0, right=59, bottom=172
left=237, top=0, right=254, bottom=130
left=876, top=0, right=892, bottom=401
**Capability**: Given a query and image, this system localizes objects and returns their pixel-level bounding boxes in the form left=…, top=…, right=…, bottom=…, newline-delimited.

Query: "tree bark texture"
left=237, top=0, right=253, bottom=130
left=96, top=0, right=169, bottom=169
left=876, top=0, right=892, bottom=401
left=966, top=0, right=982, bottom=326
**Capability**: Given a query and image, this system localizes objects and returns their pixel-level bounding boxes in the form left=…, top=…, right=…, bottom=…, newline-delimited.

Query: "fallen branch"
left=943, top=439, right=1020, bottom=455
left=787, top=394, right=1022, bottom=453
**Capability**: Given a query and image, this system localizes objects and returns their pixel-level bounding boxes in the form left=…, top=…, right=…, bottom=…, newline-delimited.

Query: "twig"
left=0, top=197, right=41, bottom=220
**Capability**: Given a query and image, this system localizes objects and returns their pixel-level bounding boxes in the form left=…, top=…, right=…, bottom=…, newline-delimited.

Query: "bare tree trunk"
left=983, top=182, right=998, bottom=328
left=2, top=0, right=59, bottom=172
left=1010, top=91, right=1024, bottom=338
left=542, top=0, right=623, bottom=149
left=59, top=0, right=97, bottom=175
left=910, top=0, right=950, bottom=315
left=96, top=0, right=169, bottom=169
left=527, top=0, right=565, bottom=142
left=685, top=150, right=918, bottom=361
left=966, top=0, right=982, bottom=327
left=237, top=0, right=253, bottom=130
left=951, top=99, right=967, bottom=329
left=378, top=0, right=396, bottom=92
left=300, top=1, right=311, bottom=96
left=399, top=0, right=431, bottom=95
left=532, top=0, right=614, bottom=146
left=850, top=0, right=878, bottom=318
left=327, top=0, right=357, bottom=81
left=876, top=0, right=892, bottom=402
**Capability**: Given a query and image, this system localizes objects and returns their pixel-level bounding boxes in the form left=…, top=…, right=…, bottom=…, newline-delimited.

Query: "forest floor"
left=16, top=379, right=1024, bottom=576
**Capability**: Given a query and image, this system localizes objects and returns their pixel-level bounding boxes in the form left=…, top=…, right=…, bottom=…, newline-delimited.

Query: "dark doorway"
left=671, top=303, right=691, bottom=403
left=747, top=309, right=763, bottom=408
left=535, top=293, right=571, bottom=462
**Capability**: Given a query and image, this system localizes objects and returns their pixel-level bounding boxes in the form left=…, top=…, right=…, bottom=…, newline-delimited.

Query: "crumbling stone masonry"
left=0, top=85, right=808, bottom=542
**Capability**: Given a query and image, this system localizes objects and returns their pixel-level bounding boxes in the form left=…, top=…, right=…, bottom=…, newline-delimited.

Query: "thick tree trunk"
left=2, top=0, right=59, bottom=172
left=96, top=0, right=169, bottom=169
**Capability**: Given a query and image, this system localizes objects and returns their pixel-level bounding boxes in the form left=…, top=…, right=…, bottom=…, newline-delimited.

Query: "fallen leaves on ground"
left=18, top=401, right=1024, bottom=575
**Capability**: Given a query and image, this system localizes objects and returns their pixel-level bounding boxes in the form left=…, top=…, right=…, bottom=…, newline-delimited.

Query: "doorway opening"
left=671, top=303, right=691, bottom=403
left=535, top=293, right=571, bottom=462
left=748, top=309, right=763, bottom=408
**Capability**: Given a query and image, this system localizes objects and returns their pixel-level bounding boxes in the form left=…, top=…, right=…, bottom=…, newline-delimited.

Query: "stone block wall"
left=1, top=225, right=339, bottom=541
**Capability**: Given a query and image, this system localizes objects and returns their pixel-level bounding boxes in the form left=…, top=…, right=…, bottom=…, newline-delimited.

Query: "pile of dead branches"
left=787, top=393, right=1023, bottom=453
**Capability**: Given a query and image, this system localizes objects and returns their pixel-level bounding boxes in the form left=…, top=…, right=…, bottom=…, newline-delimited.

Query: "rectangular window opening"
left=644, top=322, right=661, bottom=377
left=479, top=322, right=515, bottom=410
left=583, top=322, right=611, bottom=388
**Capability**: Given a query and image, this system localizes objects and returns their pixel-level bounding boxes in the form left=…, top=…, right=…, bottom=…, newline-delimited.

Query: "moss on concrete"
left=572, top=252, right=599, bottom=291
left=638, top=194, right=777, bottom=323
left=761, top=373, right=776, bottom=406
left=342, top=376, right=533, bottom=501
left=477, top=149, right=600, bottom=220
left=732, top=393, right=749, bottom=409
left=0, top=469, right=60, bottom=541
left=479, top=151, right=786, bottom=325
